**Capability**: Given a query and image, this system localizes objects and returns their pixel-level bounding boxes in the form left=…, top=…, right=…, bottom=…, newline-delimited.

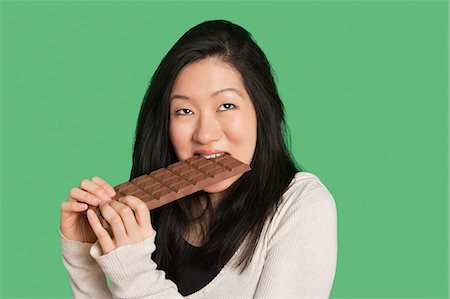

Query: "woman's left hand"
left=86, top=195, right=154, bottom=255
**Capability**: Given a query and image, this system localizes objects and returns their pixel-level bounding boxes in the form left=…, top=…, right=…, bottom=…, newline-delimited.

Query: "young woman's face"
left=169, top=57, right=257, bottom=195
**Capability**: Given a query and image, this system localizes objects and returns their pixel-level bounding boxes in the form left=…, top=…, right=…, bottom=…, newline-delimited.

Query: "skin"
left=59, top=56, right=257, bottom=254
left=60, top=177, right=153, bottom=254
left=169, top=57, right=257, bottom=206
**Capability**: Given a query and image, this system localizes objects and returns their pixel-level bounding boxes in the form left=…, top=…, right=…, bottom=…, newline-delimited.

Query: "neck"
left=184, top=193, right=221, bottom=246
left=207, top=192, right=223, bottom=209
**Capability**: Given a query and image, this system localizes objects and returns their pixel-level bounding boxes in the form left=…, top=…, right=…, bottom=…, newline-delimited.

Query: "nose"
left=192, top=113, right=222, bottom=145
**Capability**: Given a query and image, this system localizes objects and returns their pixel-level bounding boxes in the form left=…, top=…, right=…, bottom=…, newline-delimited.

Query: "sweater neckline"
left=185, top=243, right=243, bottom=297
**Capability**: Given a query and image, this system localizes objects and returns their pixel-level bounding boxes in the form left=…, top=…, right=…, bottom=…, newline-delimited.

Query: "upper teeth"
left=199, top=152, right=225, bottom=159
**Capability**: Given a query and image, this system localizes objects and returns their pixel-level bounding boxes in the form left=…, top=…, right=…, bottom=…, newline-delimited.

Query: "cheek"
left=223, top=112, right=257, bottom=163
left=226, top=114, right=255, bottom=142
left=169, top=122, right=192, bottom=158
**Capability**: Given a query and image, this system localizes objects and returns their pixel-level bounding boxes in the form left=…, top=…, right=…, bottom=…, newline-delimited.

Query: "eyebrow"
left=170, top=88, right=244, bottom=101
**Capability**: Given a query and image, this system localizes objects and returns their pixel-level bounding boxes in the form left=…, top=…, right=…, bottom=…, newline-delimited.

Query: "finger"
left=60, top=201, right=88, bottom=229
left=68, top=187, right=102, bottom=207
left=60, top=201, right=88, bottom=213
left=108, top=199, right=138, bottom=225
left=79, top=179, right=113, bottom=202
left=108, top=200, right=139, bottom=237
left=91, top=176, right=116, bottom=197
left=99, top=202, right=128, bottom=243
left=119, top=196, right=151, bottom=229
left=86, top=209, right=115, bottom=254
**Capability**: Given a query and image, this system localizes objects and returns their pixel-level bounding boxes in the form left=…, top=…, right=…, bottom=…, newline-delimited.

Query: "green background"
left=0, top=1, right=448, bottom=298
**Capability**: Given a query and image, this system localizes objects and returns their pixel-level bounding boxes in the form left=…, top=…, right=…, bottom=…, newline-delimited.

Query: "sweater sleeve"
left=254, top=183, right=338, bottom=298
left=59, top=229, right=113, bottom=299
left=90, top=230, right=184, bottom=299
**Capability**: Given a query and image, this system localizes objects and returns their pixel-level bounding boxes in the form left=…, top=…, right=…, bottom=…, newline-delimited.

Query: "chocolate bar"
left=86, top=154, right=250, bottom=224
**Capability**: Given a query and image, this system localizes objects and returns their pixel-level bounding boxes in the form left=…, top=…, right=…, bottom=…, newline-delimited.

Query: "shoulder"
left=252, top=173, right=338, bottom=298
left=264, top=172, right=337, bottom=239
left=284, top=171, right=333, bottom=200
left=281, top=171, right=336, bottom=211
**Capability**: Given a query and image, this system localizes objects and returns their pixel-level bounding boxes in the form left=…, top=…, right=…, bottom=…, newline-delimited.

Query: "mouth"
left=194, top=152, right=228, bottom=159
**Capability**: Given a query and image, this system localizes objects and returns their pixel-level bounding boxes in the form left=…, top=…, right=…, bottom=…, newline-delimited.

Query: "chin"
left=202, top=174, right=242, bottom=193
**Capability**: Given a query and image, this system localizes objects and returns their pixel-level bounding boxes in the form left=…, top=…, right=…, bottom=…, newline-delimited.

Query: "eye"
left=175, top=108, right=193, bottom=115
left=218, top=103, right=235, bottom=111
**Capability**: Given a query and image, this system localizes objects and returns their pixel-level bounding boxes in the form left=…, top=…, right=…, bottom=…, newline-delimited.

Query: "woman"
left=60, top=19, right=338, bottom=298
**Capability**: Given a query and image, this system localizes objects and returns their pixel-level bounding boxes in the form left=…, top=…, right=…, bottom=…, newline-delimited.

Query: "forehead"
left=170, top=57, right=246, bottom=98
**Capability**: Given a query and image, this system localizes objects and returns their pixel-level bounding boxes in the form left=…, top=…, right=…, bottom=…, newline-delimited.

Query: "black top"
left=173, top=239, right=220, bottom=296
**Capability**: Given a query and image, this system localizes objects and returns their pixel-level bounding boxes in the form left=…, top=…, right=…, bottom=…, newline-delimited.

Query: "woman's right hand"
left=60, top=176, right=116, bottom=243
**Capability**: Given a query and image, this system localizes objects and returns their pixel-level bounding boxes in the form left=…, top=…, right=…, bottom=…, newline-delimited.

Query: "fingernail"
left=107, top=188, right=116, bottom=197
left=101, top=193, right=112, bottom=202
left=87, top=209, right=94, bottom=217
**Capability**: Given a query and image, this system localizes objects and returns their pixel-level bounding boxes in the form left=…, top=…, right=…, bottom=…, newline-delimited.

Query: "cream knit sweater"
left=60, top=172, right=338, bottom=298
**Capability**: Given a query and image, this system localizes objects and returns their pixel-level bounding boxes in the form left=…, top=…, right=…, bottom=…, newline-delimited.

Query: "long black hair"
left=130, top=20, right=302, bottom=279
